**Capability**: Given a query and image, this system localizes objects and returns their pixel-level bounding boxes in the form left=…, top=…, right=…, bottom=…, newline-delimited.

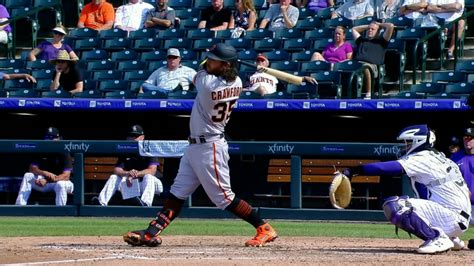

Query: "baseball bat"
left=238, top=60, right=304, bottom=85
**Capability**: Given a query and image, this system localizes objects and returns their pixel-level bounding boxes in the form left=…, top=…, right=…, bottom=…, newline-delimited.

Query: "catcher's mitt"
left=329, top=171, right=352, bottom=209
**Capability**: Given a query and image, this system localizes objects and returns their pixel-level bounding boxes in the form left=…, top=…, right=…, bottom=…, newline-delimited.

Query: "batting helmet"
left=206, top=43, right=237, bottom=63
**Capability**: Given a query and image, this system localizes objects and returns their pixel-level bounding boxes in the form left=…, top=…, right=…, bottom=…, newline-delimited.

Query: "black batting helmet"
left=206, top=43, right=237, bottom=64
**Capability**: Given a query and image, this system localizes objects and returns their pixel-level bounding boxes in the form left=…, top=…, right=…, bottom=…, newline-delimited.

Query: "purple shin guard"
left=382, top=196, right=439, bottom=241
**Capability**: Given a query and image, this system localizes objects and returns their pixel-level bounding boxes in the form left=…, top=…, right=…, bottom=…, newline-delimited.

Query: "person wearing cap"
left=258, top=0, right=299, bottom=31
left=50, top=49, right=83, bottom=95
left=0, top=4, right=11, bottom=44
left=28, top=25, right=78, bottom=62
left=246, top=53, right=279, bottom=95
left=77, top=0, right=115, bottom=31
left=140, top=48, right=196, bottom=93
left=95, top=125, right=163, bottom=207
left=144, top=0, right=176, bottom=29
left=451, top=126, right=474, bottom=225
left=15, top=127, right=74, bottom=206
left=198, top=0, right=232, bottom=31
left=124, top=43, right=278, bottom=249
left=115, top=0, right=154, bottom=31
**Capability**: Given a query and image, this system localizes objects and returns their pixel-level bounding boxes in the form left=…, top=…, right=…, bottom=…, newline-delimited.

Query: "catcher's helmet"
left=206, top=43, right=237, bottom=63
left=397, top=124, right=436, bottom=156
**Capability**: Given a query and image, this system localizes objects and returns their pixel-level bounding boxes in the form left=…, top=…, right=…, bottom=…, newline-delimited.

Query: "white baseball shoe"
left=417, top=232, right=454, bottom=254
left=451, top=237, right=465, bottom=251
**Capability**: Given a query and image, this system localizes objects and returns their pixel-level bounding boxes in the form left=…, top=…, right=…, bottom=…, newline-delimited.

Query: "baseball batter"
left=343, top=124, right=471, bottom=254
left=123, top=43, right=278, bottom=247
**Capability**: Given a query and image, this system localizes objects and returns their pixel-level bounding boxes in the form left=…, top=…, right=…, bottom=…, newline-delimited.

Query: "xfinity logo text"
left=373, top=145, right=401, bottom=156
left=64, top=142, right=90, bottom=152
left=268, top=144, right=294, bottom=154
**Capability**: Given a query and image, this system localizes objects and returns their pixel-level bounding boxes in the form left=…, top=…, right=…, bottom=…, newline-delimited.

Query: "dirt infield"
left=1, top=236, right=473, bottom=265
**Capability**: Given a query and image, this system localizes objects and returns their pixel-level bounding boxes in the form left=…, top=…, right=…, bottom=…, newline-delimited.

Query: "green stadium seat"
left=136, top=90, right=168, bottom=99
left=104, top=90, right=135, bottom=99
left=110, top=50, right=140, bottom=61
left=167, top=90, right=197, bottom=99
left=239, top=91, right=263, bottom=99
left=41, top=89, right=72, bottom=98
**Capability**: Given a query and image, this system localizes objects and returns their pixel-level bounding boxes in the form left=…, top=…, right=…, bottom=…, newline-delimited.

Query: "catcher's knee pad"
left=383, top=195, right=438, bottom=241
left=24, top=172, right=35, bottom=181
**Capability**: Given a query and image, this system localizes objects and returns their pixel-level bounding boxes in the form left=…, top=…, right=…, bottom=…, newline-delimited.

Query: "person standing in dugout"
left=123, top=43, right=278, bottom=247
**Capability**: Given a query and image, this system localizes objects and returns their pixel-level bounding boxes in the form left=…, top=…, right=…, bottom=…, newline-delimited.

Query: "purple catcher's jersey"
left=190, top=70, right=242, bottom=137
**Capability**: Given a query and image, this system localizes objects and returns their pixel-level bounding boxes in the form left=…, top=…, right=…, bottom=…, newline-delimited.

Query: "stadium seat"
left=148, top=61, right=167, bottom=71
left=99, top=28, right=128, bottom=40
left=274, top=28, right=303, bottom=39
left=159, top=28, right=187, bottom=39
left=3, top=79, right=35, bottom=90
left=0, top=59, right=25, bottom=70
left=180, top=49, right=198, bottom=61
left=224, top=38, right=253, bottom=51
left=41, top=89, right=72, bottom=98
left=68, top=28, right=99, bottom=40
left=140, top=50, right=167, bottom=62
left=300, top=61, right=331, bottom=72
left=263, top=50, right=290, bottom=61
left=5, top=0, right=32, bottom=9
left=315, top=7, right=335, bottom=20
left=253, top=39, right=282, bottom=52
left=181, top=60, right=201, bottom=70
left=133, top=38, right=163, bottom=51
left=215, top=29, right=234, bottom=40
left=104, top=90, right=135, bottom=99
left=31, top=69, right=54, bottom=79
left=35, top=79, right=52, bottom=91
left=26, top=59, right=53, bottom=70
left=385, top=16, right=414, bottom=29
left=291, top=50, right=313, bottom=62
left=295, top=17, right=323, bottom=31
left=74, top=89, right=102, bottom=98
left=83, top=80, right=99, bottom=91
left=81, top=49, right=109, bottom=61
left=431, top=71, right=467, bottom=83
left=167, top=90, right=197, bottom=99
left=188, top=28, right=215, bottom=39
left=193, top=38, right=221, bottom=51
left=87, top=60, right=116, bottom=71
left=283, top=38, right=312, bottom=52
left=333, top=60, right=368, bottom=98
left=269, top=61, right=300, bottom=72
left=262, top=91, right=292, bottom=99
left=74, top=37, right=102, bottom=51
left=123, top=70, right=153, bottom=81
left=444, top=82, right=474, bottom=97
left=391, top=91, right=423, bottom=99
left=305, top=28, right=333, bottom=40
left=311, top=71, right=342, bottom=99
left=385, top=38, right=407, bottom=91
left=174, top=8, right=200, bottom=19
left=395, top=28, right=427, bottom=83
left=117, top=61, right=147, bottom=71
left=179, top=18, right=200, bottom=29
left=298, top=7, right=316, bottom=19
left=7, top=88, right=38, bottom=98
left=193, top=0, right=212, bottom=9
left=93, top=70, right=122, bottom=81
left=238, top=49, right=258, bottom=61
left=286, top=82, right=318, bottom=99
left=324, top=17, right=352, bottom=29
left=246, top=29, right=274, bottom=40
left=239, top=63, right=256, bottom=72
left=103, top=38, right=132, bottom=52
left=128, top=28, right=158, bottom=40
left=352, top=16, right=375, bottom=27
left=454, top=59, right=474, bottom=73
left=409, top=82, right=445, bottom=97
left=110, top=50, right=140, bottom=61
left=239, top=91, right=263, bottom=99
left=163, top=38, right=193, bottom=50
left=136, top=90, right=168, bottom=99
left=99, top=80, right=130, bottom=92
left=313, top=38, right=334, bottom=52
left=169, top=0, right=194, bottom=9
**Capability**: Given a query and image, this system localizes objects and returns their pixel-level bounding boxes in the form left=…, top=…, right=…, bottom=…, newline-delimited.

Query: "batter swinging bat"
left=238, top=60, right=305, bottom=85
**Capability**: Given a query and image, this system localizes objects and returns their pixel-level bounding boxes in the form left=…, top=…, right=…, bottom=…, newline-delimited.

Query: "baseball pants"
left=15, top=172, right=74, bottom=206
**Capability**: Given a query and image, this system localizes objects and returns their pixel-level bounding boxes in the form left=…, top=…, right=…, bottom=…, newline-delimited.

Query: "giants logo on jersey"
left=211, top=86, right=243, bottom=100
left=250, top=75, right=275, bottom=86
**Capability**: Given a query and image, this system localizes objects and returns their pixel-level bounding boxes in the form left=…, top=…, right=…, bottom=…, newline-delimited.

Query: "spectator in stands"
left=245, top=53, right=316, bottom=95
left=141, top=48, right=196, bottom=93
left=49, top=50, right=83, bottom=95
left=426, top=0, right=465, bottom=60
left=259, top=0, right=299, bottom=31
left=144, top=0, right=176, bottom=29
left=0, top=72, right=36, bottom=83
left=451, top=127, right=474, bottom=224
left=399, top=0, right=428, bottom=21
left=77, top=0, right=115, bottom=31
left=28, top=26, right=78, bottom=62
left=295, top=0, right=334, bottom=12
left=198, top=0, right=232, bottom=31
left=375, top=0, right=402, bottom=20
left=115, top=0, right=154, bottom=31
left=0, top=4, right=11, bottom=44
left=95, top=125, right=163, bottom=207
left=352, top=21, right=394, bottom=99
left=331, top=0, right=374, bottom=20
left=310, top=26, right=353, bottom=63
left=228, top=0, right=257, bottom=36
left=15, top=127, right=74, bottom=206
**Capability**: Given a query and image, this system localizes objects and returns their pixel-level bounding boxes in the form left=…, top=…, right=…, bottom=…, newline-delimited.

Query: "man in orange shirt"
left=77, top=0, right=115, bottom=31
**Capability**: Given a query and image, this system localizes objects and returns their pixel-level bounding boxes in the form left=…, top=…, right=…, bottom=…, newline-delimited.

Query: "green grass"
left=1, top=217, right=473, bottom=239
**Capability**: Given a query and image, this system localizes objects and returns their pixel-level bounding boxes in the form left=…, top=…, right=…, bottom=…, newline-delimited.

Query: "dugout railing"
left=0, top=140, right=407, bottom=221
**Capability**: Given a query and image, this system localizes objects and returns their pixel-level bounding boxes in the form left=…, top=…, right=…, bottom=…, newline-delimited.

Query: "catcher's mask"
left=397, top=124, right=436, bottom=156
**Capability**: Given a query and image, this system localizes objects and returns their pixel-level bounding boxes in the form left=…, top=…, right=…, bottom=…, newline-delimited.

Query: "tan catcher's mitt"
left=329, top=171, right=352, bottom=209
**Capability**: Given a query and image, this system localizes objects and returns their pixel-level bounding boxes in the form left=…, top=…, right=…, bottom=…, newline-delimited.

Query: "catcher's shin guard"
left=382, top=196, right=439, bottom=241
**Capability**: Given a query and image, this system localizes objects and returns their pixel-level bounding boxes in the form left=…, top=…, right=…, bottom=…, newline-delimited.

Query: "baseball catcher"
left=329, top=171, right=352, bottom=209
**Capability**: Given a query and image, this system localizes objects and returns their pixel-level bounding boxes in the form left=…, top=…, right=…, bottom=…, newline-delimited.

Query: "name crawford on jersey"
left=211, top=86, right=243, bottom=100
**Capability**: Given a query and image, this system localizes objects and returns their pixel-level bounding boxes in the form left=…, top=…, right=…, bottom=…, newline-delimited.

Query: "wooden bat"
left=238, top=60, right=305, bottom=85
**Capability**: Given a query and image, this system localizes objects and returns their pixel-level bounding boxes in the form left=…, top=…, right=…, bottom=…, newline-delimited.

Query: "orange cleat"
left=123, top=230, right=162, bottom=247
left=245, top=223, right=278, bottom=247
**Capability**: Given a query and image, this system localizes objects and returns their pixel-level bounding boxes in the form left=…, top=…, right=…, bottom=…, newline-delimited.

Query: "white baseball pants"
left=15, top=172, right=74, bottom=206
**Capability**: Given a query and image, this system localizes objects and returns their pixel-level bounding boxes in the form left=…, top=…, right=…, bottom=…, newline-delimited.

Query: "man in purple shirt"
left=451, top=127, right=474, bottom=222
left=0, top=4, right=11, bottom=44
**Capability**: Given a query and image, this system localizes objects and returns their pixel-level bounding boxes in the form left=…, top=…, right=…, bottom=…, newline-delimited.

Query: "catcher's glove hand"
left=329, top=171, right=352, bottom=209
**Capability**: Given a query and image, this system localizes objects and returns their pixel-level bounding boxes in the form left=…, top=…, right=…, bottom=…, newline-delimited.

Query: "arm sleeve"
left=359, top=160, right=405, bottom=176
